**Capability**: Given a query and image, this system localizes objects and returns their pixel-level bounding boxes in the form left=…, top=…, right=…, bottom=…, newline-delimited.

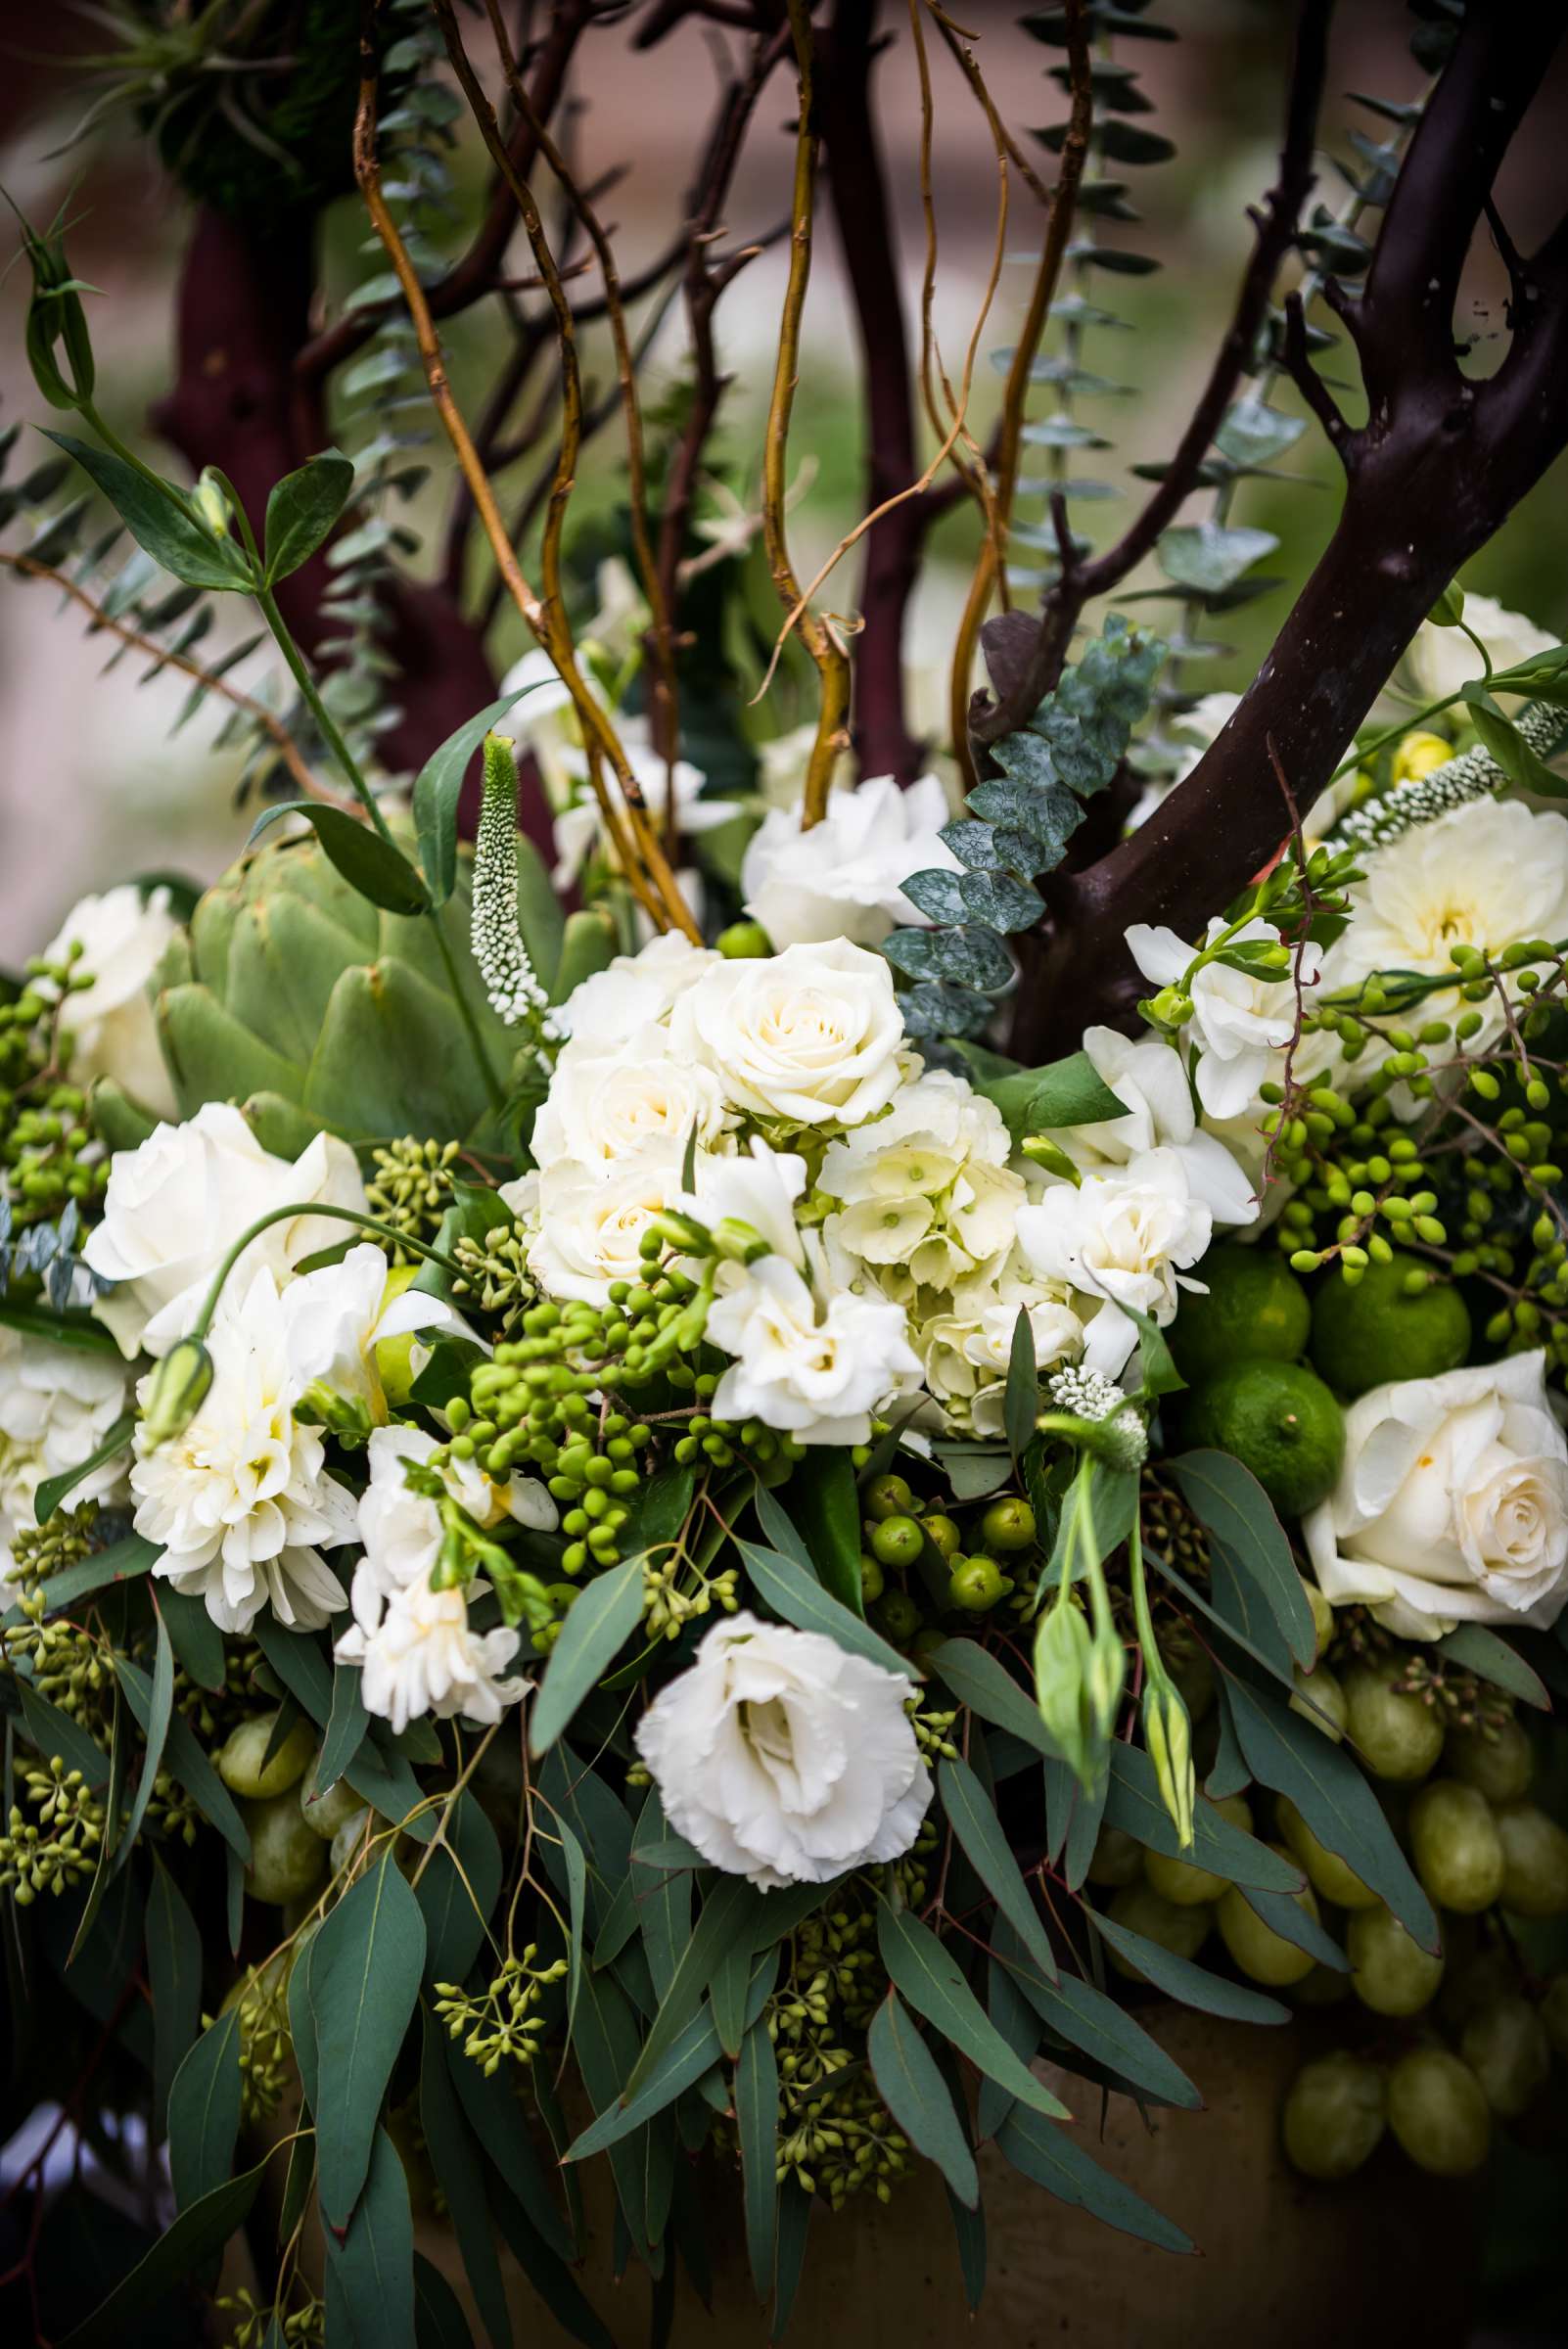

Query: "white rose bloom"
left=1128, top=691, right=1241, bottom=830
left=919, top=1282, right=1084, bottom=1438
left=1015, top=1146, right=1212, bottom=1378
left=820, top=1068, right=1024, bottom=1301
left=1304, top=1351, right=1568, bottom=1641
left=553, top=932, right=720, bottom=1054
left=741, top=773, right=959, bottom=948
left=533, top=1024, right=730, bottom=1167
left=1317, top=798, right=1568, bottom=1064
left=633, top=1612, right=930, bottom=1889
left=1128, top=917, right=1320, bottom=1123
left=82, top=1101, right=367, bottom=1360
left=337, top=1577, right=530, bottom=1736
left=678, top=1135, right=808, bottom=1268
left=707, top=1237, right=919, bottom=1446
left=352, top=1422, right=557, bottom=1621
left=40, top=884, right=179, bottom=1118
left=671, top=939, right=908, bottom=1128
left=0, top=1329, right=129, bottom=1577
left=1406, top=595, right=1554, bottom=711
left=1065, top=1025, right=1259, bottom=1225
left=130, top=1265, right=356, bottom=1634
left=512, top=1154, right=681, bottom=1306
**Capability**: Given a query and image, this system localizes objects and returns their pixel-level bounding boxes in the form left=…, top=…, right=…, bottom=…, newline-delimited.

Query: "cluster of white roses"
left=508, top=927, right=1262, bottom=1441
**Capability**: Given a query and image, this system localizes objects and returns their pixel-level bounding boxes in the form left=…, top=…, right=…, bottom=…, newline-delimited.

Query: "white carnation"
left=0, top=1328, right=129, bottom=1577
left=633, top=1612, right=930, bottom=1889
left=1015, top=1146, right=1212, bottom=1378
left=82, top=1101, right=367, bottom=1359
left=40, top=883, right=180, bottom=1119
left=678, top=1136, right=808, bottom=1268
left=741, top=772, right=959, bottom=948
left=670, top=939, right=908, bottom=1128
left=130, top=1265, right=355, bottom=1634
left=821, top=1068, right=1024, bottom=1301
left=1128, top=917, right=1319, bottom=1123
left=351, top=1422, right=557, bottom=1620
left=706, top=1237, right=919, bottom=1446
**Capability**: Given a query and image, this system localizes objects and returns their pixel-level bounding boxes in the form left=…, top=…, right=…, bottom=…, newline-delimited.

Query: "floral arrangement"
left=5, top=3, right=1568, bottom=2345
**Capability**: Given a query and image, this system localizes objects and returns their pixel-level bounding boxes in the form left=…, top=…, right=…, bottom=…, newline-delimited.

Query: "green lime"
left=1181, top=1360, right=1345, bottom=1518
left=1170, top=1244, right=1311, bottom=1383
left=1309, top=1251, right=1470, bottom=1398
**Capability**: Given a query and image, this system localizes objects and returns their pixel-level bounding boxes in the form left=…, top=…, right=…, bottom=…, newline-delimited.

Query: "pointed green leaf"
left=995, top=1925, right=1202, bottom=2109
left=310, top=1851, right=428, bottom=2230
left=413, top=2255, right=473, bottom=2349
left=1170, top=1451, right=1315, bottom=1670
left=413, top=1788, right=502, bottom=1985
left=412, top=685, right=538, bottom=907
left=876, top=1904, right=1069, bottom=2122
left=530, top=1551, right=646, bottom=1753
left=418, top=2006, right=513, bottom=2349
left=146, top=1856, right=203, bottom=2135
left=155, top=1584, right=226, bottom=1692
left=736, top=2015, right=781, bottom=2296
left=248, top=802, right=429, bottom=916
left=1102, top=1743, right=1301, bottom=1893
left=262, top=449, right=354, bottom=585
left=734, top=1538, right=913, bottom=1676
left=316, top=1660, right=369, bottom=1795
left=33, top=1412, right=135, bottom=1525
left=929, top=1637, right=1054, bottom=1759
left=938, top=1756, right=1057, bottom=1982
left=39, top=428, right=254, bottom=593
left=1083, top=1902, right=1289, bottom=2022
left=116, top=1599, right=173, bottom=1861
left=773, top=1451, right=865, bottom=1616
left=116, top=1655, right=250, bottom=1862
left=868, top=1991, right=979, bottom=2208
left=167, top=2007, right=242, bottom=2210
left=995, top=2103, right=1192, bottom=2253
left=59, top=2154, right=271, bottom=2348
left=321, top=2127, right=415, bottom=2349
left=1436, top=1623, right=1551, bottom=1710
left=623, top=1876, right=763, bottom=2099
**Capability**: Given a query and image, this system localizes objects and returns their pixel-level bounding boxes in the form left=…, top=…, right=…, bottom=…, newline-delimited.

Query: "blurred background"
left=0, top=0, right=1564, bottom=944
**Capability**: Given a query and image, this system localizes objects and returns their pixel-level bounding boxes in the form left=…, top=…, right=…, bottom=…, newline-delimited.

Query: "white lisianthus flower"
left=82, top=1102, right=366, bottom=1360
left=0, top=1329, right=129, bottom=1577
left=337, top=1578, right=530, bottom=1736
left=671, top=939, right=908, bottom=1128
left=1015, top=1146, right=1212, bottom=1378
left=1066, top=1025, right=1259, bottom=1225
left=130, top=1265, right=355, bottom=1633
left=741, top=773, right=959, bottom=948
left=820, top=1068, right=1024, bottom=1300
left=1317, top=798, right=1568, bottom=1063
left=553, top=932, right=719, bottom=1054
left=633, top=1612, right=930, bottom=1889
left=1406, top=594, right=1554, bottom=711
left=678, top=1135, right=808, bottom=1268
left=509, top=1155, right=680, bottom=1306
left=918, top=1282, right=1084, bottom=1438
left=41, top=884, right=180, bottom=1118
left=706, top=1237, right=919, bottom=1446
left=533, top=1024, right=730, bottom=1167
left=1304, top=1352, right=1568, bottom=1641
left=1127, top=917, right=1320, bottom=1123
left=1128, top=691, right=1241, bottom=830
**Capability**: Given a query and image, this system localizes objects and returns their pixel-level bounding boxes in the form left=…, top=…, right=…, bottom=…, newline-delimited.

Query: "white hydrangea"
left=1015, top=1147, right=1213, bottom=1378
left=0, top=1328, right=129, bottom=1578
left=820, top=1069, right=1024, bottom=1302
left=130, top=1265, right=356, bottom=1634
left=918, top=1279, right=1084, bottom=1438
left=706, top=1236, right=919, bottom=1446
left=741, top=772, right=959, bottom=948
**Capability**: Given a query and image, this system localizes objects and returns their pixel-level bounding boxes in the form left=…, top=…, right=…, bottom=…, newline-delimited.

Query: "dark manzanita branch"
left=1012, top=5, right=1568, bottom=1059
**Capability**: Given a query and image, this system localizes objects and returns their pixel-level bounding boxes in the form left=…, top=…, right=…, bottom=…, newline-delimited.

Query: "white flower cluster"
left=0, top=1326, right=129, bottom=1580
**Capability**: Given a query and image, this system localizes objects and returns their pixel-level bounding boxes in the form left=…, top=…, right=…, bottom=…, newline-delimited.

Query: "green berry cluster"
left=857, top=1471, right=1035, bottom=1633
left=0, top=948, right=105, bottom=1229
left=435, top=1946, right=569, bottom=2076
left=216, top=1959, right=295, bottom=2124
left=365, top=1135, right=461, bottom=1262
left=3, top=1500, right=102, bottom=1593
left=759, top=1904, right=913, bottom=2210
left=217, top=2287, right=326, bottom=2348
left=7, top=1607, right=115, bottom=1729
left=0, top=1758, right=104, bottom=1901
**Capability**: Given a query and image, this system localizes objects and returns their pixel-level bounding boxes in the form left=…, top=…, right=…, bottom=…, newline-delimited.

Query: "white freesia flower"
left=706, top=1236, right=919, bottom=1445
left=280, top=1244, right=471, bottom=1419
left=0, top=1329, right=129, bottom=1578
left=510, top=1155, right=680, bottom=1306
left=1304, top=1352, right=1568, bottom=1642
left=1128, top=691, right=1241, bottom=830
left=1064, top=1026, right=1259, bottom=1225
left=553, top=932, right=719, bottom=1054
left=353, top=1425, right=558, bottom=1611
left=130, top=1266, right=355, bottom=1634
left=549, top=724, right=741, bottom=891
left=741, top=773, right=959, bottom=948
left=821, top=1068, right=1024, bottom=1301
left=918, top=1281, right=1084, bottom=1438
left=1406, top=594, right=1554, bottom=711
left=82, top=1102, right=367, bottom=1359
left=41, top=884, right=179, bottom=1118
left=1015, top=1146, right=1212, bottom=1377
left=678, top=1136, right=807, bottom=1268
left=633, top=1612, right=930, bottom=1889
left=533, top=1024, right=730, bottom=1167
left=671, top=939, right=908, bottom=1128
left=1317, top=798, right=1568, bottom=1062
left=337, top=1577, right=530, bottom=1736
left=1127, top=917, right=1320, bottom=1122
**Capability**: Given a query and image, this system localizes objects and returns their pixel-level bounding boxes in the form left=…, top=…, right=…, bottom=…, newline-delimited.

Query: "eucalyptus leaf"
left=116, top=1655, right=250, bottom=1862
left=868, top=1991, right=979, bottom=2208
left=736, top=2015, right=782, bottom=2295
left=1101, top=1743, right=1302, bottom=1893
left=876, top=1903, right=1070, bottom=2122
left=413, top=1788, right=502, bottom=1985
left=1156, top=521, right=1279, bottom=595
left=734, top=1538, right=911, bottom=1675
left=321, top=2127, right=415, bottom=2349
left=929, top=1636, right=1054, bottom=1760
left=1435, top=1624, right=1550, bottom=1710
left=58, top=2153, right=272, bottom=2349
left=33, top=1412, right=135, bottom=1524
left=418, top=2006, right=513, bottom=2349
left=530, top=1551, right=645, bottom=1754
left=310, top=1851, right=428, bottom=2230
left=995, top=2104, right=1192, bottom=2254
left=166, top=2007, right=242, bottom=2211
left=146, top=1856, right=203, bottom=2136
left=938, top=1756, right=1057, bottom=1982
left=1084, top=1903, right=1289, bottom=2023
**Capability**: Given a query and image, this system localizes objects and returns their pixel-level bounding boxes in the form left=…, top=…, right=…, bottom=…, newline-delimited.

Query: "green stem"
left=81, top=399, right=190, bottom=512
left=189, top=1201, right=464, bottom=1341
left=428, top=914, right=506, bottom=1114
left=1328, top=690, right=1463, bottom=784
left=1127, top=1515, right=1167, bottom=1685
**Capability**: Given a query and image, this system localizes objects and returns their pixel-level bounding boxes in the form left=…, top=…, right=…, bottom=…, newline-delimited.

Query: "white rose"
left=1066, top=1025, right=1259, bottom=1225
left=821, top=1068, right=1024, bottom=1300
left=40, top=884, right=180, bottom=1119
left=1317, top=798, right=1568, bottom=1065
left=706, top=1237, right=919, bottom=1445
left=633, top=1611, right=931, bottom=1888
left=0, top=1328, right=129, bottom=1575
left=741, top=773, right=959, bottom=948
left=130, top=1264, right=356, bottom=1634
left=337, top=1577, right=530, bottom=1736
left=533, top=1023, right=730, bottom=1166
left=1128, top=917, right=1320, bottom=1123
left=553, top=933, right=720, bottom=1055
left=81, top=1101, right=367, bottom=1359
left=1304, top=1351, right=1568, bottom=1641
left=671, top=939, right=907, bottom=1128
left=1015, top=1146, right=1212, bottom=1378
left=513, top=1155, right=680, bottom=1305
left=1406, top=594, right=1555, bottom=711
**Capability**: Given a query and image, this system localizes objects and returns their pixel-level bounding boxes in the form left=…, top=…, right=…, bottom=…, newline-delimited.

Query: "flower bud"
left=1142, top=987, right=1193, bottom=1032
left=293, top=1379, right=373, bottom=1443
left=715, top=919, right=772, bottom=960
left=139, top=1337, right=213, bottom=1447
left=193, top=467, right=233, bottom=539
left=1033, top=1601, right=1099, bottom=1789
left=711, top=1217, right=770, bottom=1264
left=1020, top=1136, right=1082, bottom=1184
left=647, top=1210, right=713, bottom=1258
left=1143, top=1680, right=1196, bottom=1849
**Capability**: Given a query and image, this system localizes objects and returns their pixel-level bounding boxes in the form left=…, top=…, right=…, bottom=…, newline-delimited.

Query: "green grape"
left=1386, top=2048, right=1491, bottom=2177
left=1407, top=1779, right=1504, bottom=1913
left=1343, top=1661, right=1446, bottom=1782
left=1347, top=1905, right=1445, bottom=2018
left=1495, top=1802, right=1568, bottom=1917
left=1217, top=1853, right=1318, bottom=1987
left=1446, top=1719, right=1534, bottom=1805
left=1145, top=1793, right=1252, bottom=1907
left=299, top=1753, right=369, bottom=1842
left=218, top=1713, right=315, bottom=1802
left=1460, top=1996, right=1551, bottom=2118
left=245, top=1790, right=328, bottom=1905
left=1085, top=1824, right=1144, bottom=1889
left=1276, top=1795, right=1378, bottom=1910
left=1282, top=2052, right=1386, bottom=2181
left=1104, top=1883, right=1212, bottom=1978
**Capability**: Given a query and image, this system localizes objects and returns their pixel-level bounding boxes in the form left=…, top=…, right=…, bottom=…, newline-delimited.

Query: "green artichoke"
left=151, top=831, right=563, bottom=1149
